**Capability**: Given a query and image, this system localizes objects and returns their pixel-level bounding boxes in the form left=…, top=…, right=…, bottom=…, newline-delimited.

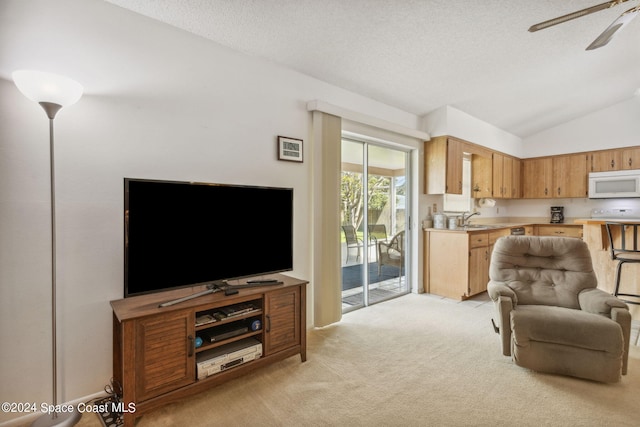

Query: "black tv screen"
left=124, top=178, right=293, bottom=297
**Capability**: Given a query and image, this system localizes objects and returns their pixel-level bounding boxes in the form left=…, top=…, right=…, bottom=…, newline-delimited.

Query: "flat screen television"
left=124, top=178, right=293, bottom=297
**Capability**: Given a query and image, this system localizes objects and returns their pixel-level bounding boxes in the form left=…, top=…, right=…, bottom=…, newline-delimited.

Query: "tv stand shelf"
left=111, top=274, right=307, bottom=427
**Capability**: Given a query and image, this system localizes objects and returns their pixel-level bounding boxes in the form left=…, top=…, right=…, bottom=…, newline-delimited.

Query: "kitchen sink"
left=462, top=224, right=503, bottom=230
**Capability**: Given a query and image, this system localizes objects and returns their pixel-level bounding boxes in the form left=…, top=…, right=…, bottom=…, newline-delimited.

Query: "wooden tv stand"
left=111, top=274, right=307, bottom=426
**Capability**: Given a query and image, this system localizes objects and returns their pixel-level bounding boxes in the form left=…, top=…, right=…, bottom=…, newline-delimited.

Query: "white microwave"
left=588, top=169, right=640, bottom=199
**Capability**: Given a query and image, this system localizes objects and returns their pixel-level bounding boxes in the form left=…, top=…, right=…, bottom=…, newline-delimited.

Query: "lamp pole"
left=13, top=71, right=83, bottom=427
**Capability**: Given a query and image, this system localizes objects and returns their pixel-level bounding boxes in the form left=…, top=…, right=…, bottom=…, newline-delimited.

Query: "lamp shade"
left=12, top=70, right=83, bottom=107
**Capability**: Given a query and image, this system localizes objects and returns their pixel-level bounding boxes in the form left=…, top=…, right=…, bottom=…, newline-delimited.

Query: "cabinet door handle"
left=266, top=314, right=271, bottom=332
left=544, top=188, right=548, bottom=196
left=187, top=335, right=194, bottom=357
left=557, top=187, right=561, bottom=195
left=611, top=159, right=615, bottom=168
left=629, top=158, right=633, bottom=167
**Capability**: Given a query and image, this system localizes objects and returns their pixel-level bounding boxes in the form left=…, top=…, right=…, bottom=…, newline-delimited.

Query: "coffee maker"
left=550, top=206, right=564, bottom=223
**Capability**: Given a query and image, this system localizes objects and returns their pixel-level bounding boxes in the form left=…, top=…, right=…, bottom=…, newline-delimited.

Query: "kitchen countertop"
left=423, top=222, right=583, bottom=232
left=574, top=218, right=640, bottom=225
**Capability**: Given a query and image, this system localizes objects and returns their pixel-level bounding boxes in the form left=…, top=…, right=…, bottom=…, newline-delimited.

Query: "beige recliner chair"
left=488, top=236, right=631, bottom=383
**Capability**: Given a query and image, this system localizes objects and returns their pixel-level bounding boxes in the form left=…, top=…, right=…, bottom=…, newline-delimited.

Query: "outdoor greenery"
left=341, top=172, right=390, bottom=230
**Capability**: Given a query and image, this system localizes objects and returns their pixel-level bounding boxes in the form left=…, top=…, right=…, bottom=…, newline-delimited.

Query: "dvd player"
left=196, top=338, right=263, bottom=380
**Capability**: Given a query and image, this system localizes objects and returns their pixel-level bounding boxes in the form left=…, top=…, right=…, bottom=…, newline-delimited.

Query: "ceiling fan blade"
left=529, top=0, right=631, bottom=32
left=586, top=5, right=640, bottom=49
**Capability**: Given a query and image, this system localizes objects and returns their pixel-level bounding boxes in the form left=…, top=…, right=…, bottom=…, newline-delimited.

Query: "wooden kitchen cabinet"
left=590, top=146, right=640, bottom=171
left=522, top=157, right=553, bottom=198
left=553, top=153, right=589, bottom=198
left=492, top=153, right=508, bottom=198
left=471, top=154, right=493, bottom=198
left=511, top=158, right=522, bottom=198
left=425, top=230, right=489, bottom=300
left=621, top=146, right=640, bottom=170
left=468, top=232, right=490, bottom=297
left=522, top=154, right=587, bottom=198
left=535, top=224, right=583, bottom=239
left=492, top=153, right=520, bottom=198
left=424, top=136, right=463, bottom=194
left=590, top=149, right=622, bottom=172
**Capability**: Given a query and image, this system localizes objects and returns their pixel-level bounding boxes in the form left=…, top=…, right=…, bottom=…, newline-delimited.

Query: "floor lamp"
left=12, top=70, right=83, bottom=427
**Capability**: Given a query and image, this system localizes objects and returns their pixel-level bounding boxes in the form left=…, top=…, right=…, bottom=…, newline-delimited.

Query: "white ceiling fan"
left=529, top=0, right=640, bottom=50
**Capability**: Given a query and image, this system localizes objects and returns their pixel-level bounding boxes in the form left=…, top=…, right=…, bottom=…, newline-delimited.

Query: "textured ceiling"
left=105, top=1, right=639, bottom=137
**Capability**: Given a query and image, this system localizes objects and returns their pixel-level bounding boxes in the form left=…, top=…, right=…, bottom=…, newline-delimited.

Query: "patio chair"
left=368, top=224, right=388, bottom=245
left=378, top=230, right=404, bottom=275
left=342, top=225, right=363, bottom=263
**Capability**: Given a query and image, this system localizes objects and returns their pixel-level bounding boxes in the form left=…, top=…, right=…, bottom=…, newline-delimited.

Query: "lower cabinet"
left=111, top=275, right=306, bottom=427
left=425, top=230, right=489, bottom=300
left=134, top=310, right=196, bottom=402
left=468, top=232, right=490, bottom=297
left=535, top=225, right=583, bottom=239
left=264, top=286, right=302, bottom=355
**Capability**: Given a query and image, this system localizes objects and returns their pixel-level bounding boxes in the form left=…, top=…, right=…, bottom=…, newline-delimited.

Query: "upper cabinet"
left=471, top=155, right=492, bottom=198
left=425, top=136, right=512, bottom=197
left=522, top=157, right=553, bottom=198
left=511, top=159, right=522, bottom=198
left=522, top=154, right=588, bottom=198
left=590, top=150, right=622, bottom=172
left=553, top=153, right=589, bottom=198
left=590, top=147, right=640, bottom=172
left=424, top=136, right=463, bottom=195
left=424, top=137, right=639, bottom=199
left=492, top=154, right=522, bottom=199
left=621, top=147, right=640, bottom=170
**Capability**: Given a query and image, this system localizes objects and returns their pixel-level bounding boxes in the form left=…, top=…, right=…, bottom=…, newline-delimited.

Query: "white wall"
left=522, top=97, right=640, bottom=158
left=0, top=0, right=421, bottom=423
left=422, top=105, right=524, bottom=157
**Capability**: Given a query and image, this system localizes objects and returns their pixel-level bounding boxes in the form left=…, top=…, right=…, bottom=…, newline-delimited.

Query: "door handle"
left=187, top=335, right=194, bottom=357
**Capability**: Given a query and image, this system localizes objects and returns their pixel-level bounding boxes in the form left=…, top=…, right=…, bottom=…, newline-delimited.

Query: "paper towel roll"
left=478, top=198, right=496, bottom=208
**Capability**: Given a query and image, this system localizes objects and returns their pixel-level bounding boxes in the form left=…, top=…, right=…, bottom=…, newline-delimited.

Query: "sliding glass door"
left=340, top=138, right=410, bottom=312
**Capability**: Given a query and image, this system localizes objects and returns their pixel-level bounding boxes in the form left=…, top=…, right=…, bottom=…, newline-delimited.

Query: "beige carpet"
left=75, top=293, right=638, bottom=427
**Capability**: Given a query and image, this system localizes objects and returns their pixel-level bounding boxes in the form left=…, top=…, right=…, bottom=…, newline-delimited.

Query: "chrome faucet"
left=462, top=211, right=481, bottom=225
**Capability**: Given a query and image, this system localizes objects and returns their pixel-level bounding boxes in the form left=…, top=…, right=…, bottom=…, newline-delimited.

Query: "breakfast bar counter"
left=574, top=218, right=639, bottom=319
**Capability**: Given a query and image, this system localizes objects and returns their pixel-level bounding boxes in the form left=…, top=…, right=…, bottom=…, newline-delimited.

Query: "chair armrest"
left=496, top=295, right=513, bottom=356
left=487, top=281, right=517, bottom=304
left=579, top=289, right=630, bottom=375
left=578, top=288, right=628, bottom=316
left=611, top=307, right=631, bottom=375
left=487, top=281, right=516, bottom=356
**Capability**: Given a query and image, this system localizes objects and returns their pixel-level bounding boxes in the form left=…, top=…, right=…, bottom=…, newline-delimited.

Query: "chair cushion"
left=490, top=236, right=597, bottom=309
left=511, top=305, right=624, bottom=382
